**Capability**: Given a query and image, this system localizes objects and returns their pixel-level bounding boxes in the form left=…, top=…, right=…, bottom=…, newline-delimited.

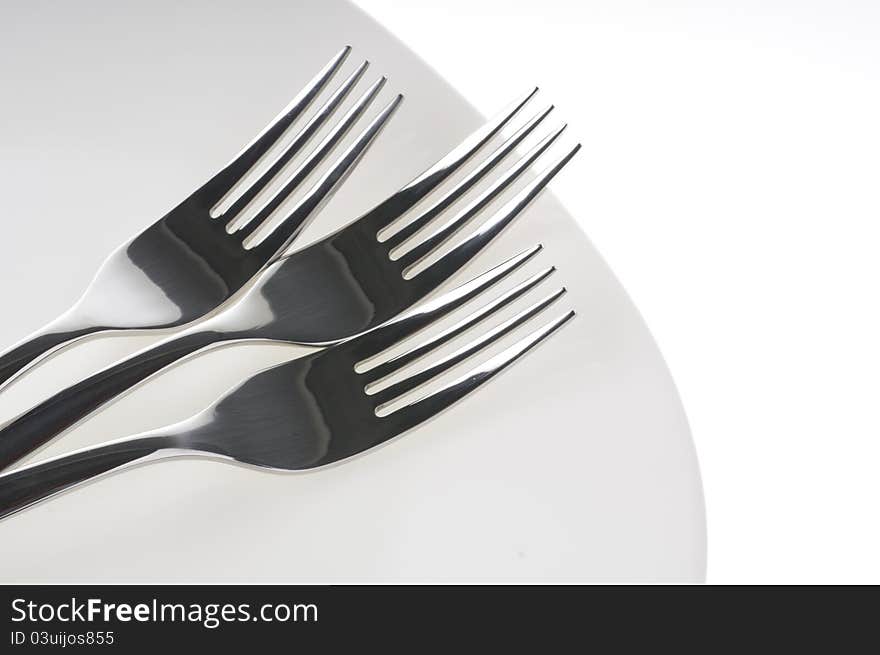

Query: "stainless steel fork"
left=0, top=252, right=573, bottom=520
left=0, top=91, right=579, bottom=470
left=0, top=46, right=398, bottom=388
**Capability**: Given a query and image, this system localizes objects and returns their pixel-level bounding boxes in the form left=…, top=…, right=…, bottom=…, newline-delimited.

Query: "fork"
left=0, top=92, right=579, bottom=470
left=0, top=252, right=573, bottom=520
left=0, top=46, right=398, bottom=389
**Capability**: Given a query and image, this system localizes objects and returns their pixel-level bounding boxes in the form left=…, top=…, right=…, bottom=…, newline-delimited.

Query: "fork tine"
left=219, top=61, right=369, bottom=226
left=383, top=310, right=575, bottom=430
left=395, top=124, right=567, bottom=270
left=371, top=287, right=566, bottom=408
left=237, top=75, right=388, bottom=241
left=382, top=105, right=555, bottom=249
left=249, top=92, right=403, bottom=257
left=363, top=266, right=556, bottom=385
left=195, top=46, right=351, bottom=205
left=345, top=245, right=542, bottom=362
left=410, top=143, right=581, bottom=295
left=357, top=88, right=539, bottom=233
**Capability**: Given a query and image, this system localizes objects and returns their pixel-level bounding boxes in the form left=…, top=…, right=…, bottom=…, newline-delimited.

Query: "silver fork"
left=0, top=252, right=573, bottom=520
left=0, top=46, right=399, bottom=388
left=0, top=91, right=579, bottom=469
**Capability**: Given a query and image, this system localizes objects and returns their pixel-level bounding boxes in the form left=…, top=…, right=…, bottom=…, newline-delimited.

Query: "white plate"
left=0, top=0, right=705, bottom=582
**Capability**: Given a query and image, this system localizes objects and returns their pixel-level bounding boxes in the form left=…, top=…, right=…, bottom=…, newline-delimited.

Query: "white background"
left=356, top=0, right=880, bottom=583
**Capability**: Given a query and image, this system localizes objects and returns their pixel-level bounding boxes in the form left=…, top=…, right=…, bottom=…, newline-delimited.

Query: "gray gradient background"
left=0, top=0, right=704, bottom=581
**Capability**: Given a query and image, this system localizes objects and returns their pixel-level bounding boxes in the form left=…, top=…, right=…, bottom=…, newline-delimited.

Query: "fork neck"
left=0, top=310, right=103, bottom=391
left=0, top=426, right=207, bottom=521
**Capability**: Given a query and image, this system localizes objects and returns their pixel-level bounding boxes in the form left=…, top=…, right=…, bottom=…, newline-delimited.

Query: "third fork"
left=0, top=252, right=574, bottom=520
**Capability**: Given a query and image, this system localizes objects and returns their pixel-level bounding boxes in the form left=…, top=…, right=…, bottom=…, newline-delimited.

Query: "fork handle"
left=0, top=436, right=177, bottom=520
left=0, top=319, right=97, bottom=389
left=0, top=330, right=221, bottom=471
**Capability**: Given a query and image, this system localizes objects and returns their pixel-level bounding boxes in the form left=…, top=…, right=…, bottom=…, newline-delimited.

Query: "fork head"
left=72, top=47, right=400, bottom=329
left=181, top=248, right=574, bottom=470
left=232, top=90, right=580, bottom=344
